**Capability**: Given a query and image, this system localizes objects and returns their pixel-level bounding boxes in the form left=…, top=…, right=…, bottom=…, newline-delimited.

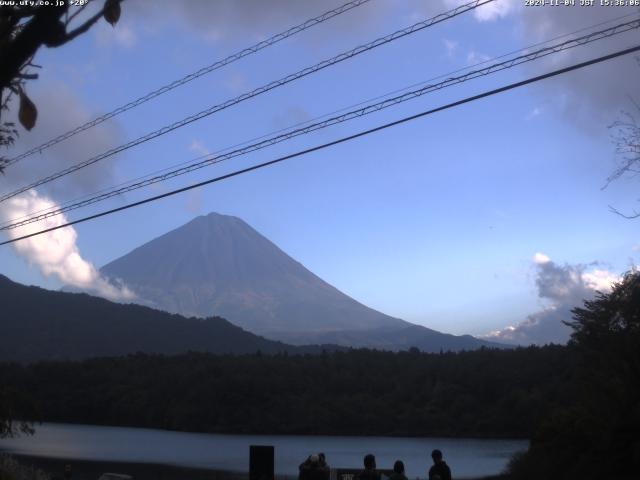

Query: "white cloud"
left=526, top=107, right=543, bottom=120
left=189, top=139, right=210, bottom=157
left=533, top=252, right=550, bottom=264
left=2, top=82, right=125, bottom=200
left=582, top=269, right=620, bottom=292
left=517, top=3, right=640, bottom=125
left=444, top=0, right=516, bottom=22
left=473, top=0, right=516, bottom=22
left=114, top=24, right=137, bottom=48
left=0, top=190, right=135, bottom=302
left=95, top=21, right=137, bottom=49
left=467, top=50, right=491, bottom=65
left=443, top=38, right=458, bottom=58
left=483, top=253, right=620, bottom=345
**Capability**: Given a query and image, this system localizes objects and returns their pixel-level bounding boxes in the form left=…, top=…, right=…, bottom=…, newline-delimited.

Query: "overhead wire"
left=2, top=43, right=639, bottom=246
left=0, top=0, right=495, bottom=204
left=1, top=0, right=374, bottom=167
left=5, top=9, right=637, bottom=229
left=2, top=16, right=639, bottom=231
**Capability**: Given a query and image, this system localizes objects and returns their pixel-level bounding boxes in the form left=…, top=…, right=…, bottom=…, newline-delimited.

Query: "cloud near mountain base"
left=0, top=190, right=135, bottom=302
left=483, top=253, right=620, bottom=345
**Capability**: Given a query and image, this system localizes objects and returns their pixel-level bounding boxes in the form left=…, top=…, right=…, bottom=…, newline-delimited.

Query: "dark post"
left=250, top=445, right=274, bottom=480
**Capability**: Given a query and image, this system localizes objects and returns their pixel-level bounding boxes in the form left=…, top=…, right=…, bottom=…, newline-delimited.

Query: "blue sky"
left=1, top=0, right=639, bottom=343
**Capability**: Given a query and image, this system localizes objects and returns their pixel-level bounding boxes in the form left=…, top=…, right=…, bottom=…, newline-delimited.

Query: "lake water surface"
left=0, top=423, right=527, bottom=479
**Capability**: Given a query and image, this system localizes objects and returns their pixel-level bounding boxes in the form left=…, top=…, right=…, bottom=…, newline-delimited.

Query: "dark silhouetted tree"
left=0, top=1, right=122, bottom=434
left=0, top=0, right=122, bottom=172
left=605, top=73, right=640, bottom=218
left=509, top=270, right=640, bottom=480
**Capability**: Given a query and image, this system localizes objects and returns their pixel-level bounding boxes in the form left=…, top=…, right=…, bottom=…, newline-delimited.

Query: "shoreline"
left=5, top=454, right=509, bottom=480
left=23, top=420, right=529, bottom=441
left=5, top=454, right=253, bottom=480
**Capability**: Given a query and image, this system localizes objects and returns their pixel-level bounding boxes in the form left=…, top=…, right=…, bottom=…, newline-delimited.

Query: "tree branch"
left=62, top=8, right=105, bottom=43
left=609, top=204, right=640, bottom=219
left=64, top=0, right=124, bottom=43
left=65, top=4, right=89, bottom=26
left=15, top=73, right=38, bottom=80
left=0, top=6, right=67, bottom=91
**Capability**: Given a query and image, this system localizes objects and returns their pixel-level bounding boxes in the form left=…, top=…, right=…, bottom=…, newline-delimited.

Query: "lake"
left=0, top=423, right=527, bottom=479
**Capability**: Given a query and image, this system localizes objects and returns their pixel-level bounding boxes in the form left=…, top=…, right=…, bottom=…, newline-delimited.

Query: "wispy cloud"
left=95, top=21, right=137, bottom=49
left=127, top=0, right=383, bottom=44
left=271, top=105, right=312, bottom=130
left=526, top=107, right=543, bottom=120
left=189, top=139, right=211, bottom=157
left=467, top=50, right=491, bottom=65
left=443, top=38, right=458, bottom=58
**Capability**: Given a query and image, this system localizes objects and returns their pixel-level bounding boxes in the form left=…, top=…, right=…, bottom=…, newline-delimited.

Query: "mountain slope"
left=101, top=212, right=409, bottom=337
left=0, top=274, right=331, bottom=362
left=99, top=212, right=506, bottom=352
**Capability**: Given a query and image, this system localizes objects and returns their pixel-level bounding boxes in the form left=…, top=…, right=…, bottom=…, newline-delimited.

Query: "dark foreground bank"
left=3, top=454, right=509, bottom=480
left=2, top=455, right=251, bottom=480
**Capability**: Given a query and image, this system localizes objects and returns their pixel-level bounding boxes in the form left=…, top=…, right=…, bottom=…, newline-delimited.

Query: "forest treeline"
left=1, top=345, right=573, bottom=438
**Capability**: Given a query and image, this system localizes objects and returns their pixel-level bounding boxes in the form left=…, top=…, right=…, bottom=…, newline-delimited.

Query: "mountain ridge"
left=98, top=212, right=506, bottom=352
left=101, top=212, right=409, bottom=335
left=0, top=274, right=338, bottom=362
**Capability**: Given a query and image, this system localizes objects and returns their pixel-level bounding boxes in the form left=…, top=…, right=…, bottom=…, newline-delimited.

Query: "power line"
left=3, top=17, right=639, bottom=230
left=1, top=0, right=374, bottom=167
left=0, top=0, right=495, bottom=204
left=2, top=43, right=639, bottom=247
left=5, top=17, right=637, bottom=228
left=6, top=9, right=636, bottom=229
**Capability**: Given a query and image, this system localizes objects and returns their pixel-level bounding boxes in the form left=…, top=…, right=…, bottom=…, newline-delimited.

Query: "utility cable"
left=5, top=9, right=636, bottom=228
left=3, top=17, right=638, bottom=230
left=2, top=43, right=639, bottom=246
left=1, top=0, right=374, bottom=167
left=0, top=0, right=494, bottom=203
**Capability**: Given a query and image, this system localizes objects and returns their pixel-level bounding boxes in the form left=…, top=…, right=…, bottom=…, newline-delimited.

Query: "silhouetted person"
left=356, top=454, right=381, bottom=480
left=428, top=449, right=451, bottom=480
left=299, top=454, right=313, bottom=480
left=388, top=460, right=407, bottom=480
left=318, top=453, right=330, bottom=480
left=299, top=454, right=327, bottom=480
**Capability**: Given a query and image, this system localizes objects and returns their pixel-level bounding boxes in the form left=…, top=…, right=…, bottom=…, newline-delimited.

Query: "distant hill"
left=98, top=212, right=506, bottom=352
left=0, top=274, right=333, bottom=362
left=277, top=324, right=508, bottom=351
